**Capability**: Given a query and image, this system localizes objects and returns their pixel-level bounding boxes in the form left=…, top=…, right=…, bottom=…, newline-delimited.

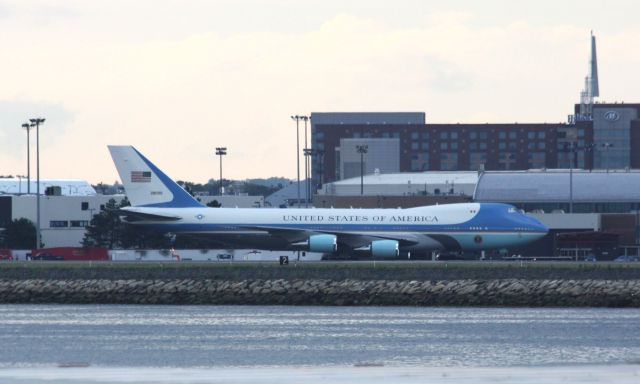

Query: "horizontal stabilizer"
left=118, top=209, right=182, bottom=222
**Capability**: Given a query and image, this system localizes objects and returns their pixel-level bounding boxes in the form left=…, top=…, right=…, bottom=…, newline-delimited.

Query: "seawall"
left=1, top=262, right=639, bottom=307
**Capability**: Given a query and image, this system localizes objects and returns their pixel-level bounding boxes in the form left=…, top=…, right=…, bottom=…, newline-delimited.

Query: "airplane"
left=108, top=145, right=548, bottom=258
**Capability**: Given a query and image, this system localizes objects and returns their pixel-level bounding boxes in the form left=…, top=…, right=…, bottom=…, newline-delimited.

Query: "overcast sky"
left=1, top=0, right=639, bottom=184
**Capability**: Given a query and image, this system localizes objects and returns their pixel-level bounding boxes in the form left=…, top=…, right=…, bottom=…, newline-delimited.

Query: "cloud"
left=0, top=2, right=639, bottom=183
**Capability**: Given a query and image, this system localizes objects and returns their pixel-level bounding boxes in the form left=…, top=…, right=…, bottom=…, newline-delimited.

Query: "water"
left=1, top=305, right=639, bottom=367
left=1, top=305, right=639, bottom=383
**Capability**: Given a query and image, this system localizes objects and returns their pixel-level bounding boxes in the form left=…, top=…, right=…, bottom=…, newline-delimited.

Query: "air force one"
left=108, top=146, right=548, bottom=258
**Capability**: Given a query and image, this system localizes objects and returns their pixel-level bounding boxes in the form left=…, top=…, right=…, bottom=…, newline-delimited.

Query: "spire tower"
left=578, top=31, right=599, bottom=120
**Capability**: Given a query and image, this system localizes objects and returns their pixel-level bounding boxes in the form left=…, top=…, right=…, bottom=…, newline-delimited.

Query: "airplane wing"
left=238, top=225, right=422, bottom=249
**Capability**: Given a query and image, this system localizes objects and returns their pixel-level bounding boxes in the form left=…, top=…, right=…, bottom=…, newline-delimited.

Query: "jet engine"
left=370, top=240, right=400, bottom=258
left=308, top=234, right=338, bottom=253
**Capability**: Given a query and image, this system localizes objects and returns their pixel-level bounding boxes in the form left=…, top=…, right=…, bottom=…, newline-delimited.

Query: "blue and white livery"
left=108, top=146, right=548, bottom=257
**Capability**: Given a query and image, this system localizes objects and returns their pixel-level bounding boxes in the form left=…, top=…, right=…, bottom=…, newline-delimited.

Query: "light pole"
left=30, top=117, right=45, bottom=248
left=21, top=123, right=32, bottom=194
left=356, top=144, right=368, bottom=195
left=303, top=148, right=313, bottom=207
left=215, top=147, right=227, bottom=196
left=563, top=142, right=576, bottom=213
left=301, top=115, right=310, bottom=207
left=291, top=115, right=302, bottom=208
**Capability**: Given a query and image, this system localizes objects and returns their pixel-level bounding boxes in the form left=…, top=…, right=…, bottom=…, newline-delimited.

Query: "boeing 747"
left=109, top=146, right=548, bottom=258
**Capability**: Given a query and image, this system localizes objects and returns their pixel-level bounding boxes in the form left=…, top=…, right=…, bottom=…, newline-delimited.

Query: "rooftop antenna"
left=578, top=31, right=599, bottom=120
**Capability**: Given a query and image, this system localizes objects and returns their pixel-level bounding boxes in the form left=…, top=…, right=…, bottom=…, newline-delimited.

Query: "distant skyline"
left=1, top=0, right=640, bottom=184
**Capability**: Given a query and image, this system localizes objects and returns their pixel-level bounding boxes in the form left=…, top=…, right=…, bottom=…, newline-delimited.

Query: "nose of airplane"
left=528, top=216, right=549, bottom=235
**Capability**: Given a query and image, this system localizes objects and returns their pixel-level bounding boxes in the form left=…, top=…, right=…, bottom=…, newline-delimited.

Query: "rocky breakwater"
left=1, top=278, right=639, bottom=307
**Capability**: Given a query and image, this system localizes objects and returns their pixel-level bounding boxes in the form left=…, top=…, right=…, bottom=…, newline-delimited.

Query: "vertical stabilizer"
left=108, top=145, right=203, bottom=208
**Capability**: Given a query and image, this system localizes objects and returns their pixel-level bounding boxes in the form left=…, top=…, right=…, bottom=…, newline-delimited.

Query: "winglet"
left=108, top=145, right=204, bottom=208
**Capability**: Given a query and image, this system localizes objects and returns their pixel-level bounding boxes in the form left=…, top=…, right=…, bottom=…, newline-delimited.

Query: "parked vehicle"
left=614, top=255, right=640, bottom=262
left=0, top=249, right=12, bottom=260
left=584, top=255, right=597, bottom=262
left=29, top=247, right=109, bottom=261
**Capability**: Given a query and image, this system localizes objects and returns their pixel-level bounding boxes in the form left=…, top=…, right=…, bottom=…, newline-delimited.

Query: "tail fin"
left=108, top=145, right=203, bottom=208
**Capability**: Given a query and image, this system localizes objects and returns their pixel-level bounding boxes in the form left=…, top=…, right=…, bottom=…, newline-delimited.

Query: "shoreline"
left=1, top=262, right=639, bottom=307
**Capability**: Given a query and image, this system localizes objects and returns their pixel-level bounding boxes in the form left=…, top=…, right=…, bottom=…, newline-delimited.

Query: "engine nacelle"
left=371, top=240, right=399, bottom=258
left=308, top=234, right=338, bottom=253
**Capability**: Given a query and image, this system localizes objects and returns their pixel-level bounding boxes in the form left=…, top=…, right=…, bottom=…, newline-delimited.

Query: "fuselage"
left=123, top=202, right=548, bottom=252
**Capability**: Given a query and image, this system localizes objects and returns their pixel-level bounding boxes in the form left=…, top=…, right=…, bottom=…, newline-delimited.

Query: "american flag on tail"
left=131, top=171, right=152, bottom=183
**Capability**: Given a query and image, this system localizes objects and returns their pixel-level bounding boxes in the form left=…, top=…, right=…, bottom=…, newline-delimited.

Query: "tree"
left=82, top=199, right=125, bottom=248
left=0, top=218, right=37, bottom=249
left=206, top=199, right=222, bottom=208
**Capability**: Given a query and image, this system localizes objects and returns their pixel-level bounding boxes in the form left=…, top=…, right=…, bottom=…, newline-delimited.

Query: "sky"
left=1, top=0, right=640, bottom=184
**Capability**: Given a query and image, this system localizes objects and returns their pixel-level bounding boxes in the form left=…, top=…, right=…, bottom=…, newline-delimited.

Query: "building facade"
left=311, top=105, right=640, bottom=187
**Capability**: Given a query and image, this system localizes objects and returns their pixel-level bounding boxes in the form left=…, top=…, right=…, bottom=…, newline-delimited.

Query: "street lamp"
left=21, top=123, right=32, bottom=194
left=30, top=117, right=45, bottom=248
left=356, top=144, right=368, bottom=195
left=290, top=115, right=302, bottom=208
left=303, top=148, right=313, bottom=207
left=301, top=115, right=310, bottom=207
left=215, top=147, right=227, bottom=196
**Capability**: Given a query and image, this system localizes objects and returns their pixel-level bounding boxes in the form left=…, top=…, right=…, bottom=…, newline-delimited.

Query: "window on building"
left=440, top=142, right=448, bottom=150
left=499, top=142, right=506, bottom=150
left=451, top=132, right=458, bottom=140
left=315, top=132, right=325, bottom=140
left=411, top=132, right=419, bottom=140
left=469, top=152, right=487, bottom=171
left=411, top=142, right=419, bottom=150
left=538, top=131, right=546, bottom=139
left=411, top=152, right=429, bottom=171
left=353, top=132, right=361, bottom=138
left=528, top=131, right=536, bottom=139
left=70, top=220, right=89, bottom=228
left=50, top=220, right=68, bottom=228
left=528, top=152, right=546, bottom=168
left=392, top=132, right=400, bottom=138
left=578, top=129, right=585, bottom=138
left=529, top=142, right=536, bottom=150
left=440, top=152, right=458, bottom=171
left=422, top=132, right=430, bottom=139
left=451, top=142, right=458, bottom=150
left=469, top=132, right=477, bottom=140
left=440, top=132, right=448, bottom=140
left=382, top=132, right=390, bottom=138
left=421, top=142, right=429, bottom=150
left=479, top=132, right=488, bottom=140
left=538, top=142, right=546, bottom=150
left=81, top=202, right=89, bottom=211
left=499, top=131, right=506, bottom=139
left=479, top=142, right=487, bottom=150
left=470, top=142, right=478, bottom=150
left=509, top=132, right=517, bottom=140
left=508, top=142, right=517, bottom=150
